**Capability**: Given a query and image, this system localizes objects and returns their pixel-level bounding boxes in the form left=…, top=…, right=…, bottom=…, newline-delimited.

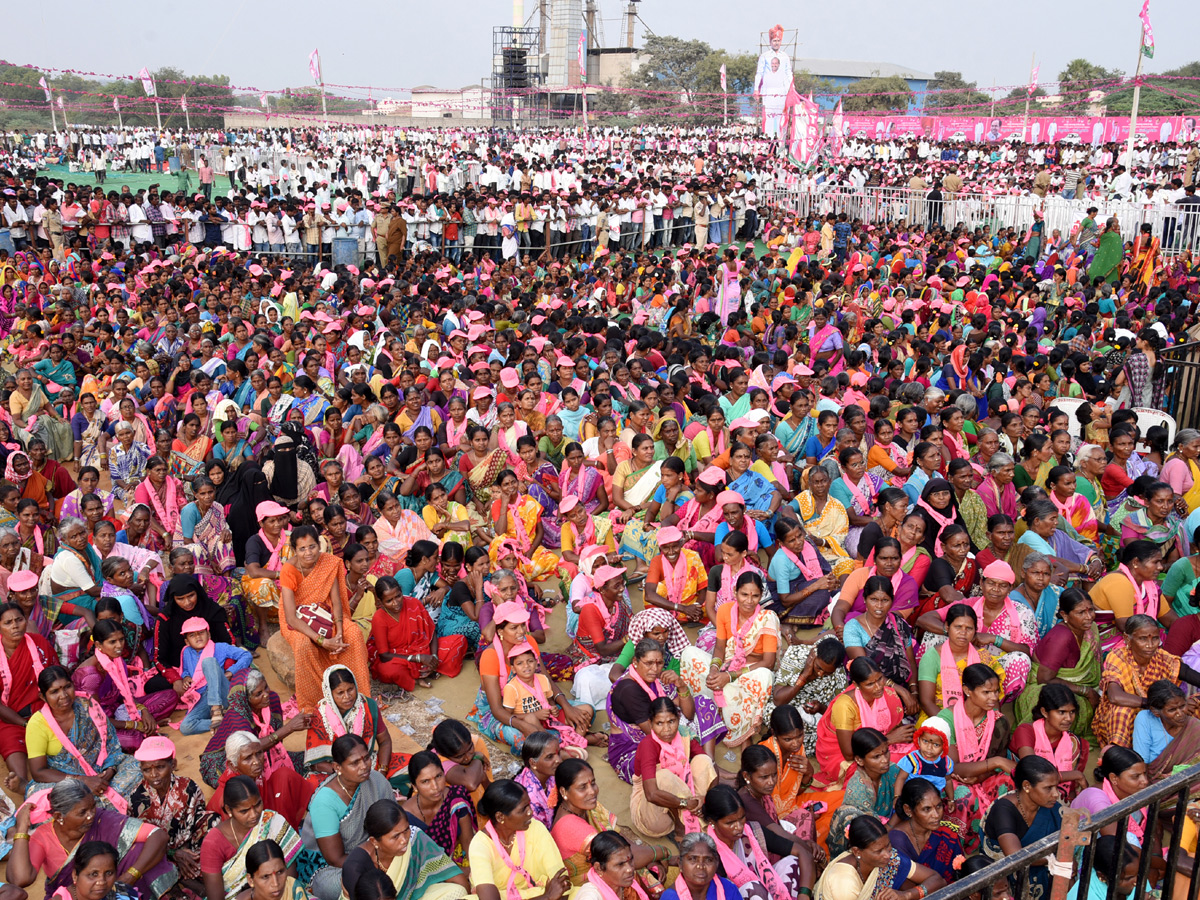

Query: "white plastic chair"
left=1133, top=408, right=1176, bottom=455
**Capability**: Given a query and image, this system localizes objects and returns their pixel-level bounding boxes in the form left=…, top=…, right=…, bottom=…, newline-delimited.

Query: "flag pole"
left=1126, top=21, right=1146, bottom=167
left=59, top=98, right=69, bottom=129
left=155, top=95, right=162, bottom=131
left=116, top=100, right=123, bottom=130
left=47, top=84, right=58, bottom=135
left=183, top=94, right=191, bottom=131
left=318, top=53, right=329, bottom=123
left=1022, top=53, right=1035, bottom=141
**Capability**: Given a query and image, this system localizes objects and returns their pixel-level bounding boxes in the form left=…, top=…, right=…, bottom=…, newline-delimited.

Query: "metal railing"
left=927, top=762, right=1200, bottom=900
left=763, top=185, right=1200, bottom=256
left=1161, top=340, right=1200, bottom=431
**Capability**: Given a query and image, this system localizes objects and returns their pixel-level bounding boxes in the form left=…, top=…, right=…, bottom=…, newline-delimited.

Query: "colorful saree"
left=220, top=810, right=304, bottom=900
left=43, top=809, right=179, bottom=900
left=1015, top=624, right=1101, bottom=738
left=796, top=492, right=855, bottom=578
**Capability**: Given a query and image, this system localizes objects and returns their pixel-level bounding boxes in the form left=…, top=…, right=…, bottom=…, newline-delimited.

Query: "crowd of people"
left=0, top=117, right=1198, bottom=900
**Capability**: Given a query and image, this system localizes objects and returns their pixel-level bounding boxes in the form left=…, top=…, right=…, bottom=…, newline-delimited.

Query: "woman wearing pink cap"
left=469, top=593, right=593, bottom=752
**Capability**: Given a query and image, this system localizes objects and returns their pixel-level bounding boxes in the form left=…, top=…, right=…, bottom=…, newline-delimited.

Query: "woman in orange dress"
left=278, top=524, right=370, bottom=712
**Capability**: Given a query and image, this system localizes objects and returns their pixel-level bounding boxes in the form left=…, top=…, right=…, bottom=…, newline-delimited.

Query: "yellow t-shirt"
left=1089, top=572, right=1169, bottom=620
left=26, top=710, right=65, bottom=758
left=468, top=820, right=565, bottom=899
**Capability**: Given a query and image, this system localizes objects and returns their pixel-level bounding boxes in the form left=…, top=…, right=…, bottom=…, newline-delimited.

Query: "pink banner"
left=829, top=113, right=1197, bottom=145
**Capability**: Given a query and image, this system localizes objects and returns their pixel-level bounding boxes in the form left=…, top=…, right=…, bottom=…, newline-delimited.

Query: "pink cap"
left=133, top=735, right=177, bottom=762
left=697, top=467, right=727, bottom=487
left=500, top=367, right=520, bottom=389
left=7, top=570, right=38, bottom=592
left=559, top=496, right=580, bottom=514
left=493, top=600, right=530, bottom=625
left=981, top=560, right=1016, bottom=583
left=656, top=526, right=684, bottom=545
left=591, top=565, right=626, bottom=587
left=716, top=490, right=746, bottom=507
left=181, top=616, right=210, bottom=634
left=506, top=640, right=538, bottom=659
left=255, top=500, right=290, bottom=521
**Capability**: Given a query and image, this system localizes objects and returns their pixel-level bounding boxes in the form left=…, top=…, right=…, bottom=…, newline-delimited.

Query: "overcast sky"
left=9, top=0, right=1196, bottom=102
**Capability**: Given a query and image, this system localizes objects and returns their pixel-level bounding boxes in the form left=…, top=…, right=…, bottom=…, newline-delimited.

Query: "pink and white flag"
left=259, top=92, right=269, bottom=108
left=720, top=63, right=727, bottom=92
left=1139, top=0, right=1155, bottom=57
left=309, top=49, right=322, bottom=83
left=38, top=76, right=50, bottom=101
left=181, top=94, right=188, bottom=111
left=138, top=67, right=156, bottom=97
left=113, top=96, right=120, bottom=112
left=56, top=96, right=64, bottom=110
left=577, top=29, right=587, bottom=81
left=1027, top=64, right=1039, bottom=96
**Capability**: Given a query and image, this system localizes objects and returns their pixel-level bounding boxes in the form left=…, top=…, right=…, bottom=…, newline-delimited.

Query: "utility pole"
left=1125, top=21, right=1146, bottom=167
left=317, top=52, right=329, bottom=123
left=1022, top=54, right=1035, bottom=141
left=989, top=78, right=996, bottom=117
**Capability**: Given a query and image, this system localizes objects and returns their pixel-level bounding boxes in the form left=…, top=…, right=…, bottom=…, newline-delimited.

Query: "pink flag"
left=56, top=96, right=64, bottom=110
left=137, top=66, right=156, bottom=97
left=1027, top=64, right=1039, bottom=96
left=181, top=94, right=188, bottom=111
left=720, top=63, right=727, bottom=92
left=1139, top=0, right=1155, bottom=57
left=259, top=92, right=269, bottom=108
left=784, top=82, right=802, bottom=143
left=113, top=96, right=120, bottom=112
left=831, top=100, right=845, bottom=158
left=577, top=28, right=587, bottom=81
left=309, top=49, right=322, bottom=83
left=38, top=76, right=50, bottom=101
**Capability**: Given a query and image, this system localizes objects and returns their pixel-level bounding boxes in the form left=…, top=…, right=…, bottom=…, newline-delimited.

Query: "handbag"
left=295, top=604, right=336, bottom=640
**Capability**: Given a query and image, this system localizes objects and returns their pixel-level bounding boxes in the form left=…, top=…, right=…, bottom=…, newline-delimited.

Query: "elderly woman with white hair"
left=205, top=729, right=315, bottom=831
left=107, top=417, right=153, bottom=505
left=47, top=516, right=104, bottom=626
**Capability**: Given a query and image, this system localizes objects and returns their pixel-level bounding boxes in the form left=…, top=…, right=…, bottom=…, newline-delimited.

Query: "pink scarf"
left=145, top=475, right=182, bottom=535
left=562, top=516, right=596, bottom=553
left=674, top=875, right=726, bottom=900
left=1118, top=564, right=1159, bottom=617
left=257, top=528, right=289, bottom=570
left=712, top=830, right=791, bottom=900
left=660, top=552, right=691, bottom=606
left=970, top=596, right=1024, bottom=644
left=1102, top=778, right=1146, bottom=841
left=256, top=704, right=287, bottom=778
left=779, top=542, right=823, bottom=581
left=705, top=427, right=727, bottom=457
left=1032, top=719, right=1076, bottom=772
left=840, top=473, right=875, bottom=515
left=854, top=686, right=891, bottom=731
left=625, top=664, right=662, bottom=702
left=559, top=463, right=589, bottom=500
left=41, top=700, right=128, bottom=812
left=916, top=499, right=956, bottom=555
left=651, top=731, right=702, bottom=832
left=485, top=822, right=535, bottom=900
left=938, top=639, right=980, bottom=707
left=944, top=430, right=968, bottom=461
left=95, top=649, right=142, bottom=720
left=725, top=604, right=762, bottom=675
left=952, top=699, right=994, bottom=763
left=0, top=634, right=46, bottom=706
left=587, top=868, right=649, bottom=900
left=519, top=673, right=587, bottom=750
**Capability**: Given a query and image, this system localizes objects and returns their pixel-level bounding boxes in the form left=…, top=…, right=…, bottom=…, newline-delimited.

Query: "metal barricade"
left=925, top=761, right=1200, bottom=900
left=763, top=186, right=1200, bottom=256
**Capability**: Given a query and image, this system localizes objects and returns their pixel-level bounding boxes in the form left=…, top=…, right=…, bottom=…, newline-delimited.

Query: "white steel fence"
left=763, top=185, right=1200, bottom=255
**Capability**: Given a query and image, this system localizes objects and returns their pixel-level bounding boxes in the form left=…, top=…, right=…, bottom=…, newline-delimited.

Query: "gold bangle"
left=126, top=867, right=142, bottom=883
left=13, top=833, right=28, bottom=841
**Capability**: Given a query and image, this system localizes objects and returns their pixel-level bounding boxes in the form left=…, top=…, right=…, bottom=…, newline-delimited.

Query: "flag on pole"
left=181, top=94, right=188, bottom=111
left=1139, top=0, right=1155, bottom=57
left=259, top=93, right=269, bottom=108
left=720, top=63, right=727, bottom=92
left=577, top=29, right=587, bottom=81
left=113, top=96, right=120, bottom=112
left=138, top=67, right=156, bottom=97
left=38, top=76, right=50, bottom=101
left=1027, top=64, right=1039, bottom=96
left=56, top=96, right=64, bottom=110
left=309, top=49, right=322, bottom=83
